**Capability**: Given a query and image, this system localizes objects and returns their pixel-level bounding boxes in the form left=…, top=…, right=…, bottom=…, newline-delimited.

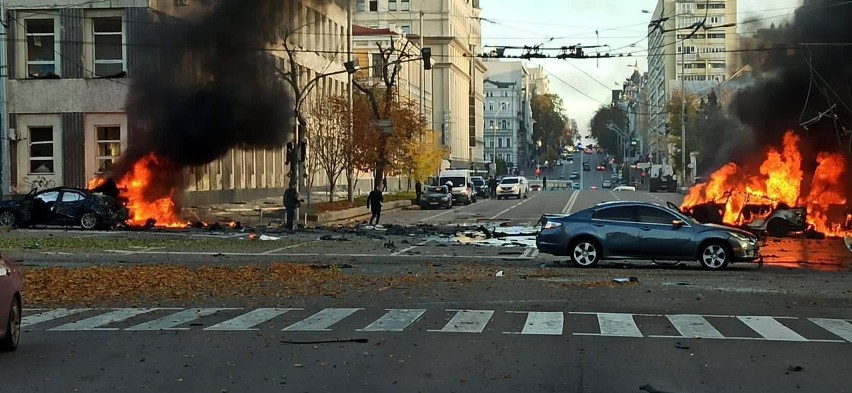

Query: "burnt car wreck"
left=0, top=187, right=129, bottom=230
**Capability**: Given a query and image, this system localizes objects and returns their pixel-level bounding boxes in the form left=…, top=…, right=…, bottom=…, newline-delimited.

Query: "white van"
left=438, top=169, right=475, bottom=205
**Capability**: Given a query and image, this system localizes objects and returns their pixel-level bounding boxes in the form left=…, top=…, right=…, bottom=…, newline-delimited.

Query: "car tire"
left=79, top=211, right=101, bottom=230
left=568, top=238, right=600, bottom=268
left=0, top=210, right=16, bottom=227
left=1, top=296, right=21, bottom=351
left=698, top=241, right=731, bottom=270
left=766, top=218, right=789, bottom=238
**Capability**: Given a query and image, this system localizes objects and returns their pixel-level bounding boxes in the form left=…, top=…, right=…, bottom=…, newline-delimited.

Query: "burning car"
left=0, top=187, right=129, bottom=230
left=681, top=198, right=807, bottom=238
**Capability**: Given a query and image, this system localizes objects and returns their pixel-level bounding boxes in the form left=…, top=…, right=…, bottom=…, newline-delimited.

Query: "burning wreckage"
left=679, top=132, right=850, bottom=239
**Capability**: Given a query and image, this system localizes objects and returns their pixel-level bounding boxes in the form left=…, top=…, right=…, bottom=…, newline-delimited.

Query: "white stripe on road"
left=282, top=308, right=362, bottom=331
left=808, top=318, right=852, bottom=343
left=358, top=309, right=427, bottom=332
left=205, top=308, right=300, bottom=331
left=126, top=308, right=235, bottom=331
left=262, top=241, right=317, bottom=255
left=430, top=310, right=494, bottom=333
left=490, top=194, right=540, bottom=220
left=419, top=203, right=476, bottom=222
left=666, top=314, right=725, bottom=339
left=572, top=313, right=643, bottom=337
left=561, top=190, right=579, bottom=214
left=49, top=308, right=163, bottom=331
left=505, top=311, right=564, bottom=335
left=737, top=316, right=808, bottom=341
left=22, top=308, right=91, bottom=328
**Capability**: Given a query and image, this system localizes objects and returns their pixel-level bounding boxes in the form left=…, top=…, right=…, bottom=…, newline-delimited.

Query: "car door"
left=30, top=190, right=60, bottom=224
left=590, top=206, right=641, bottom=257
left=55, top=190, right=87, bottom=224
left=635, top=206, right=695, bottom=258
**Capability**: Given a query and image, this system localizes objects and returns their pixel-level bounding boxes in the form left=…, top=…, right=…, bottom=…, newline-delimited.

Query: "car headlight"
left=542, top=221, right=562, bottom=229
left=729, top=232, right=754, bottom=243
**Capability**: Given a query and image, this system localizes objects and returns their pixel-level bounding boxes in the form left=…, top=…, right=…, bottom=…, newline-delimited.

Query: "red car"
left=595, top=165, right=606, bottom=171
left=0, top=253, right=22, bottom=351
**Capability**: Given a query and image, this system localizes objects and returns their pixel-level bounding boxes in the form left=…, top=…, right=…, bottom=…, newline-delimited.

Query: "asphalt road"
left=2, top=151, right=851, bottom=392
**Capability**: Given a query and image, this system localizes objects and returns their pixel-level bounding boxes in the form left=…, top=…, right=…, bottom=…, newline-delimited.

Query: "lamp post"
left=490, top=101, right=508, bottom=175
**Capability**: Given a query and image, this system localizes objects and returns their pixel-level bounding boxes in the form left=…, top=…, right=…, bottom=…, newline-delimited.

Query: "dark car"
left=569, top=171, right=580, bottom=180
left=0, top=187, right=129, bottom=230
left=421, top=185, right=452, bottom=209
left=0, top=253, right=22, bottom=351
left=470, top=176, right=489, bottom=198
left=536, top=201, right=760, bottom=270
left=582, top=163, right=591, bottom=171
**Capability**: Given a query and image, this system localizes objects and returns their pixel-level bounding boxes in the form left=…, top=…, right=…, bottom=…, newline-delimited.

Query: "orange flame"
left=88, top=153, right=186, bottom=227
left=681, top=130, right=848, bottom=237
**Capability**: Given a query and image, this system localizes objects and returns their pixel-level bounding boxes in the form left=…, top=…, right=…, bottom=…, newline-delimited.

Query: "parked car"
left=470, top=176, right=490, bottom=199
left=0, top=187, right=129, bottom=230
left=421, top=185, right=452, bottom=209
left=496, top=176, right=528, bottom=199
left=569, top=172, right=580, bottom=180
left=613, top=185, right=636, bottom=191
left=536, top=201, right=761, bottom=270
left=0, top=253, right=22, bottom=351
left=602, top=180, right=612, bottom=188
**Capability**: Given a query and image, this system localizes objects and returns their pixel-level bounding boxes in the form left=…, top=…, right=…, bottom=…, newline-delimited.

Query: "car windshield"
left=500, top=178, right=519, bottom=184
left=439, top=177, right=465, bottom=188
left=471, top=178, right=484, bottom=186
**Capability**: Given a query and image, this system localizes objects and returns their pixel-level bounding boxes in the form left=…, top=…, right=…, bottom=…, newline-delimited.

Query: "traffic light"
left=421, top=48, right=432, bottom=70
left=285, top=142, right=294, bottom=165
left=299, top=142, right=307, bottom=163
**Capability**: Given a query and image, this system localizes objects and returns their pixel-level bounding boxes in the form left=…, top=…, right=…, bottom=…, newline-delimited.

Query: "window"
left=29, top=126, right=55, bottom=174
left=26, top=19, right=56, bottom=78
left=488, top=120, right=495, bottom=129
left=500, top=120, right=508, bottom=129
left=592, top=206, right=635, bottom=222
left=498, top=138, right=503, bottom=148
left=488, top=101, right=493, bottom=111
left=500, top=102, right=508, bottom=110
left=388, top=0, right=397, bottom=11
left=371, top=53, right=383, bottom=77
left=356, top=0, right=365, bottom=12
left=96, top=126, right=121, bottom=172
left=401, top=25, right=410, bottom=34
left=636, top=206, right=677, bottom=225
left=61, top=191, right=85, bottom=203
left=35, top=191, right=59, bottom=204
left=369, top=0, right=378, bottom=11
left=93, top=17, right=124, bottom=77
left=401, top=0, right=410, bottom=11
left=506, top=138, right=511, bottom=148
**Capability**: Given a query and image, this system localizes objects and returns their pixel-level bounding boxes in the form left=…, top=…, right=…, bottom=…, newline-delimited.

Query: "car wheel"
left=1, top=296, right=21, bottom=351
left=79, top=211, right=101, bottom=230
left=698, top=242, right=730, bottom=270
left=0, top=210, right=16, bottom=227
left=766, top=218, right=789, bottom=238
left=569, top=238, right=600, bottom=268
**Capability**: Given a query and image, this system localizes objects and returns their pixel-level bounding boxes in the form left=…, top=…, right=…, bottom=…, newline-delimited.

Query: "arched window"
left=500, top=120, right=509, bottom=129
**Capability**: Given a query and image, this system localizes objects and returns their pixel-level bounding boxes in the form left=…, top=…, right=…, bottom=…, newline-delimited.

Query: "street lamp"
left=490, top=101, right=508, bottom=175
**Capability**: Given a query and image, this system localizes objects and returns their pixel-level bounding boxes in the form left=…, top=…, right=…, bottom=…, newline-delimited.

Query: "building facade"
left=482, top=60, right=533, bottom=174
left=354, top=0, right=485, bottom=169
left=647, top=0, right=738, bottom=164
left=1, top=0, right=351, bottom=204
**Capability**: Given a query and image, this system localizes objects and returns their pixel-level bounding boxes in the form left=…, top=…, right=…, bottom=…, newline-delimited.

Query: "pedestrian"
left=488, top=177, right=498, bottom=198
left=382, top=177, right=388, bottom=192
left=283, top=182, right=300, bottom=232
left=415, top=181, right=422, bottom=204
left=542, top=176, right=547, bottom=191
left=367, top=185, right=384, bottom=226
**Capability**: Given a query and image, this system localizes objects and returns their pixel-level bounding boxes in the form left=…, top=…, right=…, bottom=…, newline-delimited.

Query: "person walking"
left=542, top=176, right=548, bottom=191
left=488, top=177, right=498, bottom=198
left=415, top=181, right=422, bottom=204
left=283, top=182, right=300, bottom=232
left=367, top=185, right=384, bottom=226
left=382, top=178, right=388, bottom=192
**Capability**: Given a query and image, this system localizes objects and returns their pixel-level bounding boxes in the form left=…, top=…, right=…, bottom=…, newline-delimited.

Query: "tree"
left=407, top=130, right=447, bottom=183
left=666, top=91, right=700, bottom=176
left=589, top=105, right=627, bottom=161
left=306, top=95, right=349, bottom=203
left=531, top=94, right=568, bottom=164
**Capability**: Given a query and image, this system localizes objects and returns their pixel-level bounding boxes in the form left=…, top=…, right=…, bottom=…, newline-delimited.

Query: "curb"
left=308, top=200, right=413, bottom=224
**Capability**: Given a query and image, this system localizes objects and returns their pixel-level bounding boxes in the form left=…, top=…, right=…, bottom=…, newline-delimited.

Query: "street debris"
left=384, top=240, right=397, bottom=252
left=309, top=264, right=353, bottom=270
left=786, top=365, right=804, bottom=374
left=319, top=234, right=349, bottom=241
left=258, top=235, right=281, bottom=241
left=612, top=277, right=639, bottom=284
left=674, top=342, right=690, bottom=350
left=495, top=270, right=504, bottom=277
left=639, top=384, right=674, bottom=393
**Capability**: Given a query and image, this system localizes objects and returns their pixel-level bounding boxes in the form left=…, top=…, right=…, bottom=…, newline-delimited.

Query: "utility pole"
left=680, top=34, right=686, bottom=190
left=0, top=0, right=9, bottom=196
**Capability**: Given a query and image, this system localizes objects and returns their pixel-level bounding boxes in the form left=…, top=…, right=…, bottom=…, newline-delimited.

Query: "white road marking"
left=22, top=308, right=91, bottom=328
left=205, top=308, right=300, bottom=331
left=561, top=190, right=579, bottom=214
left=528, top=249, right=540, bottom=259
left=490, top=194, right=540, bottom=220
left=419, top=202, right=476, bottom=222
left=505, top=311, right=564, bottom=335
left=610, top=190, right=620, bottom=201
left=262, top=240, right=317, bottom=255
left=391, top=246, right=418, bottom=256
left=126, top=308, right=235, bottom=331
left=430, top=309, right=494, bottom=333
left=808, top=318, right=852, bottom=343
left=573, top=312, right=643, bottom=337
left=282, top=308, right=362, bottom=331
left=49, top=308, right=164, bottom=331
left=358, top=309, right=427, bottom=332
left=666, top=314, right=725, bottom=338
left=737, top=316, right=808, bottom=341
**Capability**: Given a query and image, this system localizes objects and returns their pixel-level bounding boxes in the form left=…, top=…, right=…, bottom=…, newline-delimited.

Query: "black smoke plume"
left=731, top=0, right=852, bottom=166
left=115, top=0, right=295, bottom=198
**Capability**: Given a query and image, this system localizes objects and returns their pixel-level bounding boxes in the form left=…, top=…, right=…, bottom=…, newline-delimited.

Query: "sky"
left=480, top=0, right=802, bottom=144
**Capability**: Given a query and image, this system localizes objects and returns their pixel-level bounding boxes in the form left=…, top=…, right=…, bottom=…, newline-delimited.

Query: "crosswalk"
left=21, top=307, right=852, bottom=343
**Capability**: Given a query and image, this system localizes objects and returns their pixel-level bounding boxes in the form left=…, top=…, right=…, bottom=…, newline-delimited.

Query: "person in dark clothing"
left=415, top=181, right=422, bottom=204
left=367, top=186, right=384, bottom=225
left=542, top=176, right=547, bottom=191
left=283, top=182, right=300, bottom=231
left=488, top=177, right=498, bottom=198
left=382, top=178, right=388, bottom=192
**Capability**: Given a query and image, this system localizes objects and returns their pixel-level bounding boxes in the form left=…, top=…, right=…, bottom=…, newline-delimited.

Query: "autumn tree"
left=589, top=105, right=627, bottom=161
left=306, top=95, right=350, bottom=203
left=531, top=94, right=569, bottom=164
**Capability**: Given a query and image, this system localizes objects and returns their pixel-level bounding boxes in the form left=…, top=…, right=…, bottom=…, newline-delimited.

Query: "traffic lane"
left=379, top=196, right=509, bottom=225
left=485, top=190, right=572, bottom=225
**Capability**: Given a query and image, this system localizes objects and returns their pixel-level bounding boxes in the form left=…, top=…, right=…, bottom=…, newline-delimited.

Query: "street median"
left=307, top=200, right=413, bottom=224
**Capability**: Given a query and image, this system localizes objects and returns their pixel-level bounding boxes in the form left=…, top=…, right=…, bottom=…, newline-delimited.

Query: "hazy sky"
left=480, top=0, right=802, bottom=142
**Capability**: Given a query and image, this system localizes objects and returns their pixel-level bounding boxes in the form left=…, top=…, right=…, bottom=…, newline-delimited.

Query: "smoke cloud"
left=116, top=0, right=295, bottom=196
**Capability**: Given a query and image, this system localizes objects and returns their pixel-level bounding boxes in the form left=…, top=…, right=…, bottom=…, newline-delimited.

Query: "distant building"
left=482, top=61, right=533, bottom=174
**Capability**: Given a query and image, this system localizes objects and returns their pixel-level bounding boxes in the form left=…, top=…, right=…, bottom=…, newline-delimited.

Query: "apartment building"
left=646, top=0, right=738, bottom=161
left=482, top=60, right=533, bottom=173
left=1, top=0, right=351, bottom=204
left=354, top=0, right=485, bottom=169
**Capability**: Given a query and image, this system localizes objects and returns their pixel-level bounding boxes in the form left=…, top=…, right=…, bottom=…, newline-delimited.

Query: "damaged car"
left=421, top=185, right=452, bottom=209
left=682, top=200, right=807, bottom=238
left=0, top=253, right=22, bottom=351
left=0, top=187, right=129, bottom=230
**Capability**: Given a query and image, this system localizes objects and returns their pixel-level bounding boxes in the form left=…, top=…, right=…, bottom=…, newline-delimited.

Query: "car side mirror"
left=672, top=220, right=684, bottom=227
